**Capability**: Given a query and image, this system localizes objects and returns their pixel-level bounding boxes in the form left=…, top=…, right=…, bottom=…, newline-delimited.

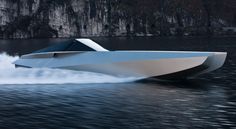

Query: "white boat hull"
left=13, top=51, right=227, bottom=80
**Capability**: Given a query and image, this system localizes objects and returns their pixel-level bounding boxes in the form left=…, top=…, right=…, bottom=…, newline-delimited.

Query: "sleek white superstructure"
left=13, top=39, right=227, bottom=80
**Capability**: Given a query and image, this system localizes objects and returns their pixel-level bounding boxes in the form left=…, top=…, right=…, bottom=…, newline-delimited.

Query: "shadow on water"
left=136, top=78, right=215, bottom=90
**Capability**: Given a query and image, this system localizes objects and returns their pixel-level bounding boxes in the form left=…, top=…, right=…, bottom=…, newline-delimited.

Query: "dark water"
left=0, top=37, right=235, bottom=129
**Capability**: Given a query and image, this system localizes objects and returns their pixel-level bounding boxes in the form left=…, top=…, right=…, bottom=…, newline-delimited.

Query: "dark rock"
left=0, top=0, right=235, bottom=38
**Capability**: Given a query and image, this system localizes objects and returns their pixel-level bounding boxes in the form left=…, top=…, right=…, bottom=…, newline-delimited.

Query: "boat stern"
left=197, top=52, right=227, bottom=75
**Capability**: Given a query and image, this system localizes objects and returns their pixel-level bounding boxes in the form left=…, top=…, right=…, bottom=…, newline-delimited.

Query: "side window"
left=33, top=40, right=95, bottom=53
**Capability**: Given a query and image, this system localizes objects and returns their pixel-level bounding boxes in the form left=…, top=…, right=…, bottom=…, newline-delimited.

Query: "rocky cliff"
left=0, top=0, right=235, bottom=38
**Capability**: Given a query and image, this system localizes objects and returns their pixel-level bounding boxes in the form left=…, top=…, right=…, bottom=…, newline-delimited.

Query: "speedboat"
left=13, top=39, right=227, bottom=80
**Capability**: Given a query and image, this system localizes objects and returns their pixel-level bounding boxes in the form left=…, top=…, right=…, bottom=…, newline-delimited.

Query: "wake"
left=0, top=53, right=139, bottom=84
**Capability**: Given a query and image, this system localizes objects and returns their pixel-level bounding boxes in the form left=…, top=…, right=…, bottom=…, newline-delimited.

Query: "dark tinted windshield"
left=33, top=39, right=95, bottom=53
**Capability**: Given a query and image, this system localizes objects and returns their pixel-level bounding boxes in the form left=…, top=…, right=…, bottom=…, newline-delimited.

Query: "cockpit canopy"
left=33, top=39, right=108, bottom=53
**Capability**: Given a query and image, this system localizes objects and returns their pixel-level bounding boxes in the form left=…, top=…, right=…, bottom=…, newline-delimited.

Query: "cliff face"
left=0, top=0, right=235, bottom=38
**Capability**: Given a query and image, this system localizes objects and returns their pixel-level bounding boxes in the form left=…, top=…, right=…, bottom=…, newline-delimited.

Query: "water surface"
left=0, top=37, right=235, bottom=129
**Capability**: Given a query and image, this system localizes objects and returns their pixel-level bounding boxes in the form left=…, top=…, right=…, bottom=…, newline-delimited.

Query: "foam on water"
left=0, top=53, right=140, bottom=84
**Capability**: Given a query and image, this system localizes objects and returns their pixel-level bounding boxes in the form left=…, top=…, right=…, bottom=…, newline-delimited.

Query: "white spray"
left=0, top=53, right=140, bottom=84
